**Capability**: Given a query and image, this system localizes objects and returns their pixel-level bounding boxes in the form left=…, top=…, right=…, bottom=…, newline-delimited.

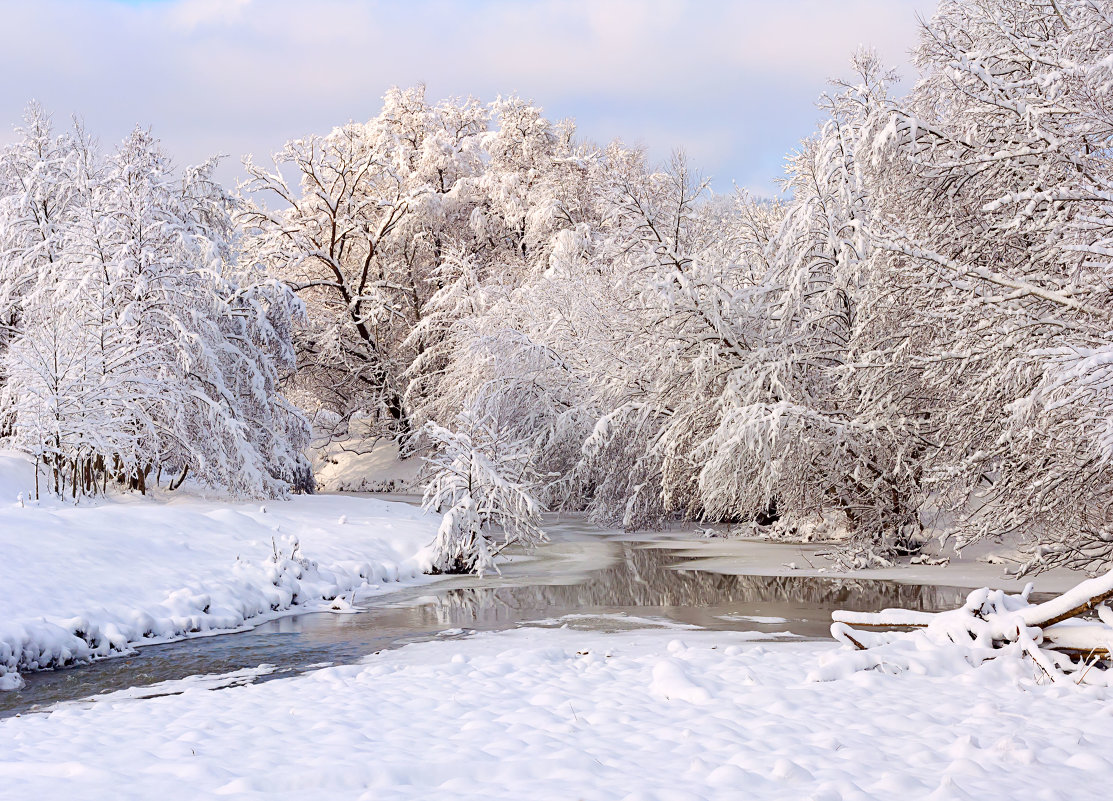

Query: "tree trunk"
left=169, top=464, right=189, bottom=491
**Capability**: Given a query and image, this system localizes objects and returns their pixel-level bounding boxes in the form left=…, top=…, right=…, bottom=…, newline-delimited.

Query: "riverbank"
left=1, top=436, right=1099, bottom=696
left=1, top=624, right=1106, bottom=800
left=0, top=452, right=438, bottom=689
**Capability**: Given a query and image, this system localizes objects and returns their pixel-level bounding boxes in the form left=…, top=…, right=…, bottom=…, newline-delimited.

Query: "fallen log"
left=831, top=609, right=932, bottom=629
left=1020, top=571, right=1113, bottom=628
left=829, top=569, right=1113, bottom=683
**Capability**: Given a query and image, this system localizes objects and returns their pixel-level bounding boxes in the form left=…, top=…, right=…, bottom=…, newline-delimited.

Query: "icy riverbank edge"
left=635, top=531, right=1095, bottom=596
left=0, top=451, right=438, bottom=690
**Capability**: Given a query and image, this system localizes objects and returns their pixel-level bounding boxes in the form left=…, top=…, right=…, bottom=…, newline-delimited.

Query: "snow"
left=311, top=439, right=424, bottom=493
left=832, top=608, right=936, bottom=627
left=3, top=625, right=1112, bottom=800
left=715, top=614, right=789, bottom=624
left=76, top=665, right=280, bottom=704
left=3, top=446, right=1113, bottom=798
left=0, top=451, right=437, bottom=688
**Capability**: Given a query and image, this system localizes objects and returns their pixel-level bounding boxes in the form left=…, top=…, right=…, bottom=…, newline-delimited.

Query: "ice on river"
left=2, top=625, right=1110, bottom=800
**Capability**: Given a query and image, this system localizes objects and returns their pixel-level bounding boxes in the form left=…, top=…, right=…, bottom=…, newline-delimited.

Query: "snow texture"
left=311, top=439, right=423, bottom=494
left=2, top=626, right=1111, bottom=800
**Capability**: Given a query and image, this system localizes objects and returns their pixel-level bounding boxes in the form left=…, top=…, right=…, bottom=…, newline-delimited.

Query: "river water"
left=0, top=518, right=978, bottom=718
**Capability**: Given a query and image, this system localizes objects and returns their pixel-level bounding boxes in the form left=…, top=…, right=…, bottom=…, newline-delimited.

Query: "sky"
left=0, top=0, right=938, bottom=197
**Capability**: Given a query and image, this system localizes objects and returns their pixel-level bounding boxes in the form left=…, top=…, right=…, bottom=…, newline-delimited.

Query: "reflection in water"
left=1, top=533, right=979, bottom=719
left=407, top=543, right=972, bottom=635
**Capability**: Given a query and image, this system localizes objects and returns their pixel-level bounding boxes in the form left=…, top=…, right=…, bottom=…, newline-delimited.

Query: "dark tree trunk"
left=169, top=464, right=189, bottom=491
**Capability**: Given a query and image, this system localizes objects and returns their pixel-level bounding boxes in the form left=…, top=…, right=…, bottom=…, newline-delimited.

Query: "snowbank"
left=0, top=451, right=437, bottom=689
left=311, top=439, right=424, bottom=493
left=2, top=626, right=1110, bottom=799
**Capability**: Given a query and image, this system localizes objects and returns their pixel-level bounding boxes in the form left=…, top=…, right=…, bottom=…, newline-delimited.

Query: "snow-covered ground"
left=311, top=438, right=424, bottom=493
left=1, top=624, right=1109, bottom=800
left=0, top=451, right=438, bottom=689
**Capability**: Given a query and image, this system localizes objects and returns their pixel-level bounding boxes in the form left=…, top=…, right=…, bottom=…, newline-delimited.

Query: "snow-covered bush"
left=419, top=413, right=545, bottom=575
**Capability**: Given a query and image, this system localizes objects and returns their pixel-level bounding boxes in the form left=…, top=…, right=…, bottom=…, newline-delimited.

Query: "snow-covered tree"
left=241, top=87, right=490, bottom=445
left=672, top=53, right=927, bottom=562
left=404, top=137, right=665, bottom=529
left=0, top=0, right=1082, bottom=568
left=0, top=104, right=77, bottom=424
left=860, top=0, right=1113, bottom=568
left=0, top=111, right=310, bottom=498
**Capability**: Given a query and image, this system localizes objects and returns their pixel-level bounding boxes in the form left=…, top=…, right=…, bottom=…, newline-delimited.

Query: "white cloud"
left=0, top=0, right=937, bottom=191
left=168, top=0, right=252, bottom=31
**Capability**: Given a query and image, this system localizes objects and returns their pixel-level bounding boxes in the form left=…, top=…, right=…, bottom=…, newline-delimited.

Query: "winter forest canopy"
left=1, top=0, right=1112, bottom=574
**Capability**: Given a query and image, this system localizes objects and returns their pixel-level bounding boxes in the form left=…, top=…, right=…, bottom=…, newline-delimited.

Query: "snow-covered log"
left=1021, top=572, right=1113, bottom=629
left=828, top=570, right=1113, bottom=684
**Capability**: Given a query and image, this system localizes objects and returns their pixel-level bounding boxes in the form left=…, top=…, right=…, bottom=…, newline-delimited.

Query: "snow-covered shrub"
left=419, top=413, right=545, bottom=575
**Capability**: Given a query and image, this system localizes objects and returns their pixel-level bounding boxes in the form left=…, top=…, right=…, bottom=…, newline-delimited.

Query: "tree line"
left=1, top=0, right=1110, bottom=573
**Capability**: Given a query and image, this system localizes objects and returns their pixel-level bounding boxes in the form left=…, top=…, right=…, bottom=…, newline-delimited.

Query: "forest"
left=1, top=0, right=1111, bottom=575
